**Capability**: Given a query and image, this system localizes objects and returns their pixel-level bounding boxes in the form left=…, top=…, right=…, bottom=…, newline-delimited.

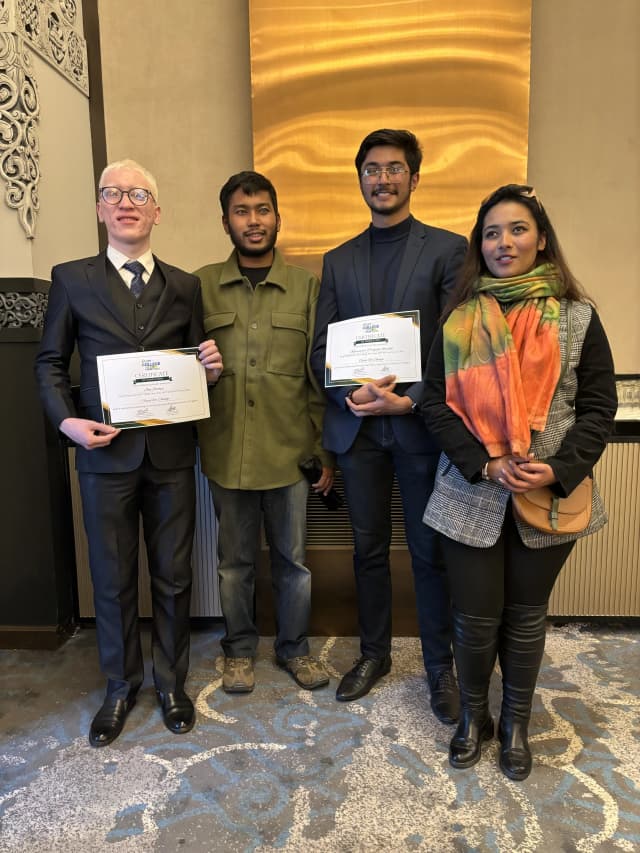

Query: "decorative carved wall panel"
left=0, top=0, right=88, bottom=94
left=0, top=0, right=87, bottom=238
left=0, top=289, right=46, bottom=327
left=0, top=32, right=40, bottom=237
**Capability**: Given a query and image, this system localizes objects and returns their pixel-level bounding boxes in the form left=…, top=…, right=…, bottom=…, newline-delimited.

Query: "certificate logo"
left=353, top=322, right=388, bottom=346
left=133, top=359, right=172, bottom=384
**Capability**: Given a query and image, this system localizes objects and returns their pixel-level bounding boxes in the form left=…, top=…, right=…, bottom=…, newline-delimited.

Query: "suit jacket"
left=35, top=251, right=205, bottom=473
left=311, top=216, right=467, bottom=454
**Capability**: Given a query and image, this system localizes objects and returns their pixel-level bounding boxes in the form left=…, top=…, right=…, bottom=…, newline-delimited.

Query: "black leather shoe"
left=336, top=655, right=391, bottom=702
left=449, top=708, right=494, bottom=769
left=157, top=690, right=195, bottom=734
left=499, top=719, right=532, bottom=781
left=89, top=695, right=136, bottom=748
left=427, top=668, right=460, bottom=725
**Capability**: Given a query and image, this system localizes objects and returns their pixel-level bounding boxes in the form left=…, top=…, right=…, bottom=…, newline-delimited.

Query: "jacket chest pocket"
left=204, top=311, right=236, bottom=375
left=268, top=312, right=307, bottom=376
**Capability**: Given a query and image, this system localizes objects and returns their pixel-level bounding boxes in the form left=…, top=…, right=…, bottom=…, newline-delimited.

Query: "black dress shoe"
left=89, top=695, right=136, bottom=748
left=427, top=668, right=461, bottom=724
left=336, top=655, right=391, bottom=702
left=157, top=690, right=195, bottom=734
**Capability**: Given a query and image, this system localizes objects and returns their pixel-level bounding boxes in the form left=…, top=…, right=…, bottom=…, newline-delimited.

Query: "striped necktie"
left=123, top=260, right=146, bottom=300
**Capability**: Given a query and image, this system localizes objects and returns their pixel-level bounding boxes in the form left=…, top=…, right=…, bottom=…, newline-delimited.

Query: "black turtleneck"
left=369, top=215, right=412, bottom=314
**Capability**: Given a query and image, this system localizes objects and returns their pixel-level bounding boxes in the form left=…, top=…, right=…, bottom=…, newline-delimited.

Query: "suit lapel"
left=391, top=220, right=426, bottom=311
left=352, top=232, right=372, bottom=314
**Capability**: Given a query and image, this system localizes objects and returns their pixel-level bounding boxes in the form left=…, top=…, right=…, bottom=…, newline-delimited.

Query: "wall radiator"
left=71, top=441, right=639, bottom=621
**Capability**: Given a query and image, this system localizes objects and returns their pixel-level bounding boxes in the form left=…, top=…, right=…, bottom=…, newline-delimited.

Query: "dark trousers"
left=79, top=452, right=195, bottom=700
left=338, top=418, right=453, bottom=669
left=441, top=508, right=575, bottom=617
left=210, top=478, right=311, bottom=660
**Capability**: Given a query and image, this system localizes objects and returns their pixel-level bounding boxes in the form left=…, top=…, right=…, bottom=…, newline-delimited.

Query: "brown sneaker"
left=222, top=656, right=255, bottom=693
left=277, top=655, right=330, bottom=690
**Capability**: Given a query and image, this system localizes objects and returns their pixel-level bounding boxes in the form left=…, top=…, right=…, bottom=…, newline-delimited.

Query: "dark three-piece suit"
left=35, top=252, right=205, bottom=700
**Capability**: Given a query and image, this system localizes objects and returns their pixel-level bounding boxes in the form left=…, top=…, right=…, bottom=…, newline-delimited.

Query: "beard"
left=228, top=224, right=278, bottom=260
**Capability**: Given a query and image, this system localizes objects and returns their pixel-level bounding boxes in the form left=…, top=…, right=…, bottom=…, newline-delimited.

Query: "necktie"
left=123, top=260, right=146, bottom=300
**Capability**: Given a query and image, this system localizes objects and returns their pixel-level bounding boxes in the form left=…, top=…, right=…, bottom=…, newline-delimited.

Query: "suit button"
left=249, top=358, right=256, bottom=367
left=136, top=303, right=143, bottom=309
left=138, top=324, right=145, bottom=330
left=248, top=400, right=255, bottom=407
left=250, top=322, right=258, bottom=329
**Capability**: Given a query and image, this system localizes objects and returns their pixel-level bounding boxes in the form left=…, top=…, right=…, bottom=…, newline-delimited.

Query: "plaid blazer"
left=423, top=301, right=609, bottom=549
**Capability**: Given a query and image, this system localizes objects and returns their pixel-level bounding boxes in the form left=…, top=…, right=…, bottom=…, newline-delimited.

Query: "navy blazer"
left=35, top=251, right=205, bottom=474
left=311, top=217, right=467, bottom=454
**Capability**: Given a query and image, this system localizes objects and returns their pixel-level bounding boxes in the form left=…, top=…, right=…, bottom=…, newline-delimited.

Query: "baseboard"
left=0, top=623, right=76, bottom=650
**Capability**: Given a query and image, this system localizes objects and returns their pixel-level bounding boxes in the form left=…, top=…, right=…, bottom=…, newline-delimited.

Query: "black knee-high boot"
left=449, top=610, right=500, bottom=769
left=498, top=603, right=548, bottom=781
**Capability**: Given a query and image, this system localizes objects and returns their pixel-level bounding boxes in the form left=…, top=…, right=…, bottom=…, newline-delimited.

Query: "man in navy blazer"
left=311, top=130, right=466, bottom=719
left=35, top=160, right=222, bottom=746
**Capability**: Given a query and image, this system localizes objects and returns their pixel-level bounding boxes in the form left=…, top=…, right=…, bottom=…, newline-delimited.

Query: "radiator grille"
left=71, top=442, right=639, bottom=619
left=549, top=441, right=639, bottom=616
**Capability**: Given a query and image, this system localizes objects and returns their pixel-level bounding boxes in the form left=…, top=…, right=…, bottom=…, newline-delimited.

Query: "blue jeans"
left=338, top=418, right=453, bottom=670
left=210, top=478, right=311, bottom=660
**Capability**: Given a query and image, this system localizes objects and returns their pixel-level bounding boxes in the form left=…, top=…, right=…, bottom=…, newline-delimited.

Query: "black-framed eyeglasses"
left=361, top=165, right=409, bottom=183
left=99, top=186, right=155, bottom=206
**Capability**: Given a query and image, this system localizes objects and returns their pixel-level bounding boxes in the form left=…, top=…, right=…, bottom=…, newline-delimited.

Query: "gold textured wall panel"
left=250, top=0, right=531, bottom=273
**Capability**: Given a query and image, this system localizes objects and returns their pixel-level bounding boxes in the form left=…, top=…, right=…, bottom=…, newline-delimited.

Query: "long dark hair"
left=448, top=184, right=587, bottom=312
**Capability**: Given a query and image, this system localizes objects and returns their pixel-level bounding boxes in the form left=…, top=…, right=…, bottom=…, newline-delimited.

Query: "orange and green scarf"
left=443, top=263, right=563, bottom=457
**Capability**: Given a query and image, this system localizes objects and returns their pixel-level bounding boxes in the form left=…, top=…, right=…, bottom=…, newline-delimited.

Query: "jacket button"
left=138, top=324, right=145, bottom=331
left=248, top=400, right=255, bottom=407
left=249, top=358, right=256, bottom=367
left=250, top=322, right=258, bottom=329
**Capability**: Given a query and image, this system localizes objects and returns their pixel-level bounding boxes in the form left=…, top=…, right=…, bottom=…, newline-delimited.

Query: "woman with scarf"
left=421, top=184, right=617, bottom=781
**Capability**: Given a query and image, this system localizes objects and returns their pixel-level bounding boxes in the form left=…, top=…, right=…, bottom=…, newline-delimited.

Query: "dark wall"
left=0, top=279, right=76, bottom=646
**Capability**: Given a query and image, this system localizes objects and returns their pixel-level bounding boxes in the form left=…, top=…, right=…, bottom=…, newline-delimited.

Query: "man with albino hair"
left=35, top=159, right=222, bottom=746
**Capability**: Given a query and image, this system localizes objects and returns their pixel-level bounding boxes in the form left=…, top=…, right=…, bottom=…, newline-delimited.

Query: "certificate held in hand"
left=96, top=347, right=210, bottom=429
left=324, top=310, right=421, bottom=387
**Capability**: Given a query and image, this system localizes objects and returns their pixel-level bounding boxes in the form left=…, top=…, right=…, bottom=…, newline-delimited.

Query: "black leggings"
left=440, top=507, right=575, bottom=618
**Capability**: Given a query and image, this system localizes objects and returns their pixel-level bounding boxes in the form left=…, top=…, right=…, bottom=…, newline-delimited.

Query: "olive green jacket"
left=196, top=249, right=333, bottom=489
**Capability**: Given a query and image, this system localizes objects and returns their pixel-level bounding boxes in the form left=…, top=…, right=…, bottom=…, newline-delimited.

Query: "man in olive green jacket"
left=197, top=171, right=334, bottom=693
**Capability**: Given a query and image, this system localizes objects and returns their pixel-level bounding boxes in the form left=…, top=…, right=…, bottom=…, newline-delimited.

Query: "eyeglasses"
left=361, top=165, right=409, bottom=183
left=99, top=187, right=155, bottom=206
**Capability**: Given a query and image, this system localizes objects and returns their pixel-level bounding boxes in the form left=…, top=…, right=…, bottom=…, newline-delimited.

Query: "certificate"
left=97, top=348, right=210, bottom=429
left=325, top=310, right=421, bottom=387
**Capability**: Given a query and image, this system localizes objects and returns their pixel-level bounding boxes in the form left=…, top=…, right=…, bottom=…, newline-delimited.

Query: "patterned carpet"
left=0, top=624, right=638, bottom=852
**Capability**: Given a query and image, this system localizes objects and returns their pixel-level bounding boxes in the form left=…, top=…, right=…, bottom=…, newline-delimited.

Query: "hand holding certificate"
left=324, top=310, right=421, bottom=387
left=97, top=348, right=210, bottom=429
